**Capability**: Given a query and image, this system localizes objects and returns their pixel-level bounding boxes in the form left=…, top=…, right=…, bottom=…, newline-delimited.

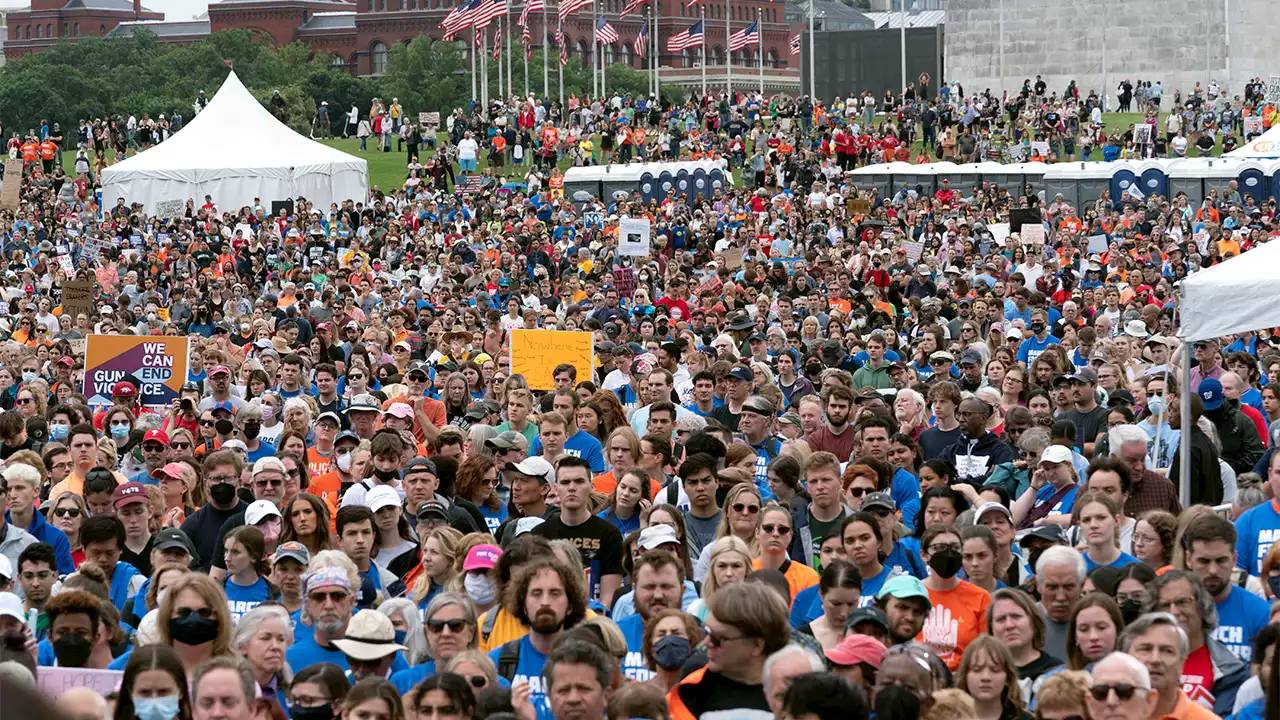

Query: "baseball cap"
left=221, top=439, right=248, bottom=452
left=638, top=524, right=680, bottom=550
left=464, top=402, right=489, bottom=421
left=0, top=592, right=22, bottom=621
left=825, top=633, right=888, bottom=668
left=113, top=381, right=137, bottom=397
left=415, top=500, right=450, bottom=523
left=153, top=528, right=198, bottom=562
left=142, top=429, right=170, bottom=447
left=366, top=485, right=402, bottom=513
left=504, top=456, right=554, bottom=483
left=877, top=575, right=932, bottom=608
left=1039, top=445, right=1074, bottom=465
left=403, top=457, right=437, bottom=476
left=844, top=606, right=889, bottom=634
left=1198, top=378, right=1224, bottom=411
left=208, top=365, right=231, bottom=377
left=973, top=502, right=1013, bottom=526
left=1069, top=368, right=1098, bottom=384
left=349, top=394, right=382, bottom=412
left=316, top=411, right=342, bottom=427
left=245, top=499, right=283, bottom=526
left=486, top=431, right=530, bottom=453
left=330, top=610, right=406, bottom=660
left=252, top=456, right=287, bottom=477
left=463, top=544, right=502, bottom=571
left=1020, top=524, right=1069, bottom=547
left=384, top=403, right=414, bottom=420
left=726, top=366, right=754, bottom=383
left=112, top=482, right=148, bottom=509
left=272, top=541, right=311, bottom=566
left=929, top=350, right=954, bottom=363
left=958, top=349, right=983, bottom=367
left=861, top=492, right=896, bottom=512
left=335, top=430, right=361, bottom=446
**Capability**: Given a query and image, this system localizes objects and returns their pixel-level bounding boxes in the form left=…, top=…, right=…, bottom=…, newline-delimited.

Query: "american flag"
left=789, top=33, right=801, bottom=55
left=620, top=0, right=645, bottom=17
left=666, top=19, right=703, bottom=52
left=519, top=0, right=542, bottom=25
left=595, top=16, right=619, bottom=44
left=633, top=21, right=648, bottom=56
left=558, top=0, right=593, bottom=20
left=556, top=21, right=568, bottom=65
left=472, top=0, right=506, bottom=29
left=728, top=20, right=758, bottom=51
left=475, top=27, right=484, bottom=47
left=442, top=0, right=482, bottom=35
left=493, top=30, right=502, bottom=59
left=522, top=22, right=532, bottom=60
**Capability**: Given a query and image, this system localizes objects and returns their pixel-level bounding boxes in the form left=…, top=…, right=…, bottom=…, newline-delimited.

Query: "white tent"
left=101, top=72, right=367, bottom=214
left=1227, top=124, right=1280, bottom=159
left=1180, top=239, right=1280, bottom=342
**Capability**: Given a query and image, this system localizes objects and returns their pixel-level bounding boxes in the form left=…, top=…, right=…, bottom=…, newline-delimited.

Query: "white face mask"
left=464, top=572, right=497, bottom=606
left=336, top=452, right=353, bottom=473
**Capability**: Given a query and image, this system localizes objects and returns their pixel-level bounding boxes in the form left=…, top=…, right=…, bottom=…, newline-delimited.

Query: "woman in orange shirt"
left=751, top=503, right=818, bottom=602
left=917, top=524, right=991, bottom=670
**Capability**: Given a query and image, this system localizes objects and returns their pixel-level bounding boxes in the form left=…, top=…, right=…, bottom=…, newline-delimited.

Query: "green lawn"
left=58, top=112, right=1221, bottom=198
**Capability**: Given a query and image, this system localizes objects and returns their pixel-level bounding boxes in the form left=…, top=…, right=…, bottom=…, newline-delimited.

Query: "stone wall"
left=945, top=0, right=1229, bottom=106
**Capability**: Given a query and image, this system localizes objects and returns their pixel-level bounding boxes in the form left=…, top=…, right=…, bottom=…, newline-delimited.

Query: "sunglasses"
left=761, top=524, right=792, bottom=535
left=732, top=502, right=760, bottom=514
left=15, top=397, right=33, bottom=405
left=53, top=507, right=81, bottom=518
left=199, top=420, right=215, bottom=427
left=1088, top=683, right=1143, bottom=702
left=172, top=442, right=192, bottom=451
left=308, top=590, right=350, bottom=604
left=427, top=618, right=469, bottom=633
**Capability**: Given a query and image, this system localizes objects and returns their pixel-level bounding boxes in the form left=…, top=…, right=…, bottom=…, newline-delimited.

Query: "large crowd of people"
left=0, top=73, right=1277, bottom=720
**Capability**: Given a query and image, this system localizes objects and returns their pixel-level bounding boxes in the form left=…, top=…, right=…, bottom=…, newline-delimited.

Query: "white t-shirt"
left=457, top=138, right=479, bottom=161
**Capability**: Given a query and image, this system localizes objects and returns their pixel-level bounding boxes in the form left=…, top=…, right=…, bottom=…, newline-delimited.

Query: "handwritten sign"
left=38, top=666, right=123, bottom=697
left=56, top=254, right=74, bottom=275
left=617, top=216, right=651, bottom=256
left=988, top=223, right=1011, bottom=247
left=154, top=199, right=184, bottom=218
left=1087, top=234, right=1109, bottom=254
left=612, top=267, right=635, bottom=299
left=83, top=335, right=190, bottom=407
left=82, top=234, right=111, bottom=260
left=419, top=111, right=440, bottom=130
left=846, top=197, right=872, bottom=215
left=1021, top=224, right=1046, bottom=245
left=902, top=240, right=925, bottom=262
left=510, top=329, right=594, bottom=391
left=62, top=280, right=96, bottom=318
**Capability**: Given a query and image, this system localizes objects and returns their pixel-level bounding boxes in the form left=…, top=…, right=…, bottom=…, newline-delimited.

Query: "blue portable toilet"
left=675, top=169, right=691, bottom=199
left=657, top=170, right=674, bottom=201
left=1109, top=161, right=1140, bottom=201
left=1237, top=160, right=1268, bottom=205
left=1136, top=160, right=1169, bottom=199
left=639, top=171, right=657, bottom=203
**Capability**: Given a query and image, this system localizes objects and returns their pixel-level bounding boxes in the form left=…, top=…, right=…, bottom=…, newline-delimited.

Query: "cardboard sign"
left=62, top=280, right=96, bottom=318
left=583, top=212, right=605, bottom=229
left=1087, top=234, right=1109, bottom=254
left=68, top=338, right=87, bottom=357
left=846, top=197, right=872, bottom=215
left=612, top=267, right=636, bottom=299
left=617, top=216, right=651, bottom=256
left=83, top=335, right=190, bottom=407
left=1021, top=224, right=1047, bottom=245
left=420, top=111, right=440, bottom=130
left=510, top=330, right=594, bottom=391
left=902, top=240, right=925, bottom=262
left=38, top=666, right=123, bottom=698
left=154, top=199, right=184, bottom=218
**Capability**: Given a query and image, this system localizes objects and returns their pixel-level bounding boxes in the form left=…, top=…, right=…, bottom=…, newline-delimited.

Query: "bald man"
left=57, top=686, right=109, bottom=720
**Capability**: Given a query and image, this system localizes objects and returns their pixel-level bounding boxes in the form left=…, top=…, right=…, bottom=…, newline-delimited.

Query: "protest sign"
left=617, top=216, right=651, bottom=256
left=1021, top=224, right=1046, bottom=245
left=722, top=252, right=743, bottom=271
left=68, top=338, right=87, bottom=358
left=612, top=267, right=635, bottom=299
left=1087, top=235, right=1109, bottom=254
left=38, top=666, right=123, bottom=697
left=697, top=273, right=723, bottom=297
left=846, top=197, right=872, bottom=215
left=62, top=280, right=96, bottom=317
left=459, top=174, right=484, bottom=195
left=510, top=330, right=593, bottom=391
left=82, top=234, right=111, bottom=260
left=902, top=241, right=925, bottom=262
left=987, top=223, right=1011, bottom=246
left=56, top=254, right=74, bottom=275
left=83, top=335, right=189, bottom=407
left=154, top=199, right=184, bottom=218
left=419, top=111, right=440, bottom=130
left=583, top=212, right=605, bottom=229
left=1269, top=76, right=1280, bottom=104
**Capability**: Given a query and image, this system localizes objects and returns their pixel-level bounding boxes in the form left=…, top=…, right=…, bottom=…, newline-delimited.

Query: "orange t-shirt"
left=917, top=580, right=991, bottom=670
left=21, top=142, right=38, bottom=162
left=752, top=558, right=819, bottom=601
left=306, top=446, right=333, bottom=478
left=592, top=470, right=662, bottom=498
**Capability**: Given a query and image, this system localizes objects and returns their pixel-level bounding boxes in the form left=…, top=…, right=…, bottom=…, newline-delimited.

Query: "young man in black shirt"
left=179, top=448, right=248, bottom=573
left=532, top=456, right=623, bottom=604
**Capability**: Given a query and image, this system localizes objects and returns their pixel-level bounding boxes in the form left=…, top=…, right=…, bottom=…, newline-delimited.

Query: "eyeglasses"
left=761, top=523, right=792, bottom=535
left=53, top=507, right=81, bottom=518
left=142, top=443, right=166, bottom=452
left=1088, top=683, right=1144, bottom=702
left=20, top=570, right=55, bottom=582
left=731, top=502, right=760, bottom=514
left=1156, top=596, right=1197, bottom=613
left=175, top=606, right=215, bottom=620
left=427, top=618, right=469, bottom=633
left=15, top=397, right=33, bottom=405
left=308, top=590, right=350, bottom=605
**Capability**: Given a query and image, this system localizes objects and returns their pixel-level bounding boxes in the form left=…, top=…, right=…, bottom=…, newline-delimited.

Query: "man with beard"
left=616, top=551, right=685, bottom=681
left=286, top=558, right=411, bottom=673
left=180, top=450, right=248, bottom=573
left=198, top=365, right=246, bottom=413
left=805, top=386, right=855, bottom=462
left=1182, top=514, right=1269, bottom=665
left=874, top=576, right=933, bottom=647
left=490, top=555, right=588, bottom=719
left=1035, top=545, right=1084, bottom=661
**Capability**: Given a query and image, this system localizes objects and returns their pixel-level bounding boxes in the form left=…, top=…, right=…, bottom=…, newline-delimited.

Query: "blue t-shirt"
left=1017, top=334, right=1061, bottom=368
left=531, top=430, right=605, bottom=472
left=884, top=541, right=926, bottom=579
left=1213, top=585, right=1271, bottom=662
left=1032, top=484, right=1079, bottom=519
left=1083, top=552, right=1141, bottom=573
left=287, top=635, right=411, bottom=673
left=1236, top=500, right=1280, bottom=575
left=225, top=576, right=272, bottom=624
left=487, top=636, right=553, bottom=720
left=859, top=563, right=898, bottom=604
left=891, top=468, right=921, bottom=532
left=109, top=561, right=142, bottom=612
left=615, top=615, right=657, bottom=681
left=597, top=507, right=642, bottom=537
left=389, top=661, right=436, bottom=694
left=790, top=584, right=823, bottom=627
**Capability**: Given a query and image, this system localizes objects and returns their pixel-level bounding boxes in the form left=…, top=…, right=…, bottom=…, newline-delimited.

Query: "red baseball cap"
left=112, top=482, right=149, bottom=509
left=209, top=365, right=231, bottom=377
left=57, top=356, right=75, bottom=367
left=824, top=633, right=887, bottom=669
left=142, top=429, right=170, bottom=447
left=113, top=381, right=137, bottom=397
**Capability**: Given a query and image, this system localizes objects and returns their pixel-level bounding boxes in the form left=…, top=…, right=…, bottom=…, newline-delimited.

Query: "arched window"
left=331, top=53, right=345, bottom=68
left=604, top=43, right=614, bottom=65
left=766, top=49, right=777, bottom=68
left=620, top=43, right=632, bottom=67
left=712, top=45, right=723, bottom=66
left=45, top=23, right=51, bottom=36
left=575, top=38, right=588, bottom=58
left=34, top=24, right=40, bottom=37
left=73, top=23, right=79, bottom=35
left=61, top=23, right=67, bottom=35
left=371, top=41, right=389, bottom=73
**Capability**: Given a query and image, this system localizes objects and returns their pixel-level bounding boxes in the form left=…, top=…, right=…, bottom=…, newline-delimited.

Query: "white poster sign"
left=617, top=216, right=651, bottom=257
left=38, top=667, right=123, bottom=698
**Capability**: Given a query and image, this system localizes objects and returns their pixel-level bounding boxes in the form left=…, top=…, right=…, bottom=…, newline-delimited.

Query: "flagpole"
left=700, top=5, right=706, bottom=99
left=592, top=0, right=599, bottom=99
left=725, top=0, right=730, bottom=98
left=653, top=0, right=659, bottom=101
left=506, top=10, right=513, bottom=98
left=543, top=1, right=549, bottom=98
left=747, top=6, right=757, bottom=95
left=523, top=18, right=529, bottom=96
left=558, top=21, right=564, bottom=107
left=482, top=32, right=489, bottom=108
left=496, top=23, right=503, bottom=103
left=807, top=0, right=814, bottom=99
left=471, top=30, right=478, bottom=106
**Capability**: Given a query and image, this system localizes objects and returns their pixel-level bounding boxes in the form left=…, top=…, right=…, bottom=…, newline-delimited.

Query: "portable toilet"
left=894, top=162, right=936, bottom=197
left=1168, top=158, right=1209, bottom=206
left=1076, top=162, right=1114, bottom=206
left=1266, top=159, right=1280, bottom=203
left=1136, top=159, right=1170, bottom=199
left=847, top=164, right=891, bottom=198
left=1235, top=160, right=1269, bottom=205
left=1200, top=158, right=1249, bottom=206
left=1109, top=161, right=1141, bottom=201
left=1018, top=162, right=1048, bottom=195
left=975, top=161, right=1011, bottom=192
left=1043, top=163, right=1085, bottom=208
left=938, top=162, right=978, bottom=196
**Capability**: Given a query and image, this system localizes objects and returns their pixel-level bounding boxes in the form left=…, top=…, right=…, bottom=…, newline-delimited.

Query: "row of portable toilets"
left=562, top=161, right=732, bottom=205
left=847, top=158, right=1280, bottom=208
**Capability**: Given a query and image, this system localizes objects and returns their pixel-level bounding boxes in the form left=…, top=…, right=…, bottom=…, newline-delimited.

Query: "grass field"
left=59, top=111, right=1220, bottom=197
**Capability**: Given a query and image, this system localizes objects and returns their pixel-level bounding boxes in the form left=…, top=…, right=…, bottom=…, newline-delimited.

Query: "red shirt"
left=1180, top=644, right=1216, bottom=710
left=655, top=295, right=690, bottom=322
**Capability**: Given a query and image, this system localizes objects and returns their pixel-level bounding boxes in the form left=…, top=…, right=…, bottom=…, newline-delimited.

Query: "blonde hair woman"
left=410, top=526, right=462, bottom=608
left=687, top=536, right=752, bottom=621
left=156, top=572, right=235, bottom=673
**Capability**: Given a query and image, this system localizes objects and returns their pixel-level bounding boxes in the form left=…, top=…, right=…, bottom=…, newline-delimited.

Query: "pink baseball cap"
left=384, top=402, right=414, bottom=420
left=463, top=544, right=502, bottom=571
left=824, top=633, right=887, bottom=669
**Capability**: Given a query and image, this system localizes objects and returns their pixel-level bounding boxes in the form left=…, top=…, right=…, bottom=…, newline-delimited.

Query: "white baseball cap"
left=245, top=499, right=283, bottom=526
left=366, top=485, right=402, bottom=513
left=0, top=592, right=22, bottom=622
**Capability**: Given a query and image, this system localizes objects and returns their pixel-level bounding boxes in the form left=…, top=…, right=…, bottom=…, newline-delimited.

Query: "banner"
left=83, top=335, right=189, bottom=407
left=510, top=330, right=594, bottom=391
left=38, top=667, right=123, bottom=697
left=154, top=199, right=184, bottom=218
left=62, top=280, right=96, bottom=318
left=419, top=111, right=440, bottom=131
left=617, top=216, right=651, bottom=256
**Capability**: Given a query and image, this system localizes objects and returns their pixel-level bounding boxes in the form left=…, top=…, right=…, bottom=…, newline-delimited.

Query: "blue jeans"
left=359, top=136, right=367, bottom=150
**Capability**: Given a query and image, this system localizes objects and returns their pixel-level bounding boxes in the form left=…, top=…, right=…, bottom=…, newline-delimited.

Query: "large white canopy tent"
left=101, top=72, right=367, bottom=214
left=1227, top=125, right=1280, bottom=159
left=1177, top=240, right=1280, bottom=504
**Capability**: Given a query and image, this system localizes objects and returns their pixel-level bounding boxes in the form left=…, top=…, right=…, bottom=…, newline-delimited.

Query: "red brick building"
left=11, top=0, right=801, bottom=92
left=6, top=0, right=163, bottom=58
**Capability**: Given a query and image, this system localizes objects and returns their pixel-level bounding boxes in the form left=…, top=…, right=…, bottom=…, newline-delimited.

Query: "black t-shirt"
left=917, top=425, right=964, bottom=461
left=210, top=511, right=249, bottom=570
left=708, top=404, right=741, bottom=432
left=1058, top=405, right=1109, bottom=451
left=672, top=668, right=771, bottom=718
left=1018, top=651, right=1064, bottom=682
left=179, top=499, right=248, bottom=572
left=531, top=515, right=623, bottom=603
left=121, top=536, right=156, bottom=579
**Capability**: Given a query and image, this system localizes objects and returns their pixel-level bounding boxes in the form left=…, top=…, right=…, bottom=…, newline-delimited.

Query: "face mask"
left=21, top=371, right=36, bottom=384
left=214, top=419, right=234, bottom=435
left=240, top=323, right=251, bottom=333
left=209, top=482, right=237, bottom=506
left=1146, top=395, right=1165, bottom=417
left=393, top=629, right=407, bottom=646
left=291, top=706, right=334, bottom=720
left=49, top=423, right=69, bottom=441
left=1027, top=548, right=1046, bottom=576
left=110, top=423, right=130, bottom=439
left=261, top=405, right=275, bottom=421
left=52, top=634, right=93, bottom=667
left=1119, top=598, right=1144, bottom=625
left=652, top=634, right=692, bottom=670
left=373, top=468, right=400, bottom=484
left=1030, top=321, right=1047, bottom=334
left=241, top=422, right=260, bottom=440
left=464, top=573, right=497, bottom=606
left=168, top=613, right=220, bottom=646
left=874, top=685, right=922, bottom=720
left=927, top=547, right=963, bottom=579
left=133, top=696, right=181, bottom=720
left=1269, top=575, right=1280, bottom=601
left=336, top=452, right=353, bottom=473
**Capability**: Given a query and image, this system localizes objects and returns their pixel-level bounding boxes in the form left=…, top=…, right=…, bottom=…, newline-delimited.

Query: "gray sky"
left=145, top=0, right=215, bottom=20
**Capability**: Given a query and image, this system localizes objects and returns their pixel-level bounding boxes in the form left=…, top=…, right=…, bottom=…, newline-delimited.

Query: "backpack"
left=497, top=638, right=522, bottom=681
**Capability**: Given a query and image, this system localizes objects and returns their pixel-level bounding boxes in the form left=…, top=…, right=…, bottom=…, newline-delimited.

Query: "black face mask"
left=290, top=706, right=334, bottom=720
left=52, top=634, right=93, bottom=667
left=1030, top=321, right=1047, bottom=334
left=1119, top=599, right=1144, bottom=625
left=652, top=634, right=692, bottom=670
left=874, top=685, right=922, bottom=720
left=214, top=419, right=234, bottom=435
left=373, top=468, right=401, bottom=483
left=168, top=614, right=220, bottom=646
left=209, top=482, right=237, bottom=507
left=241, top=422, right=260, bottom=440
left=927, top=547, right=963, bottom=579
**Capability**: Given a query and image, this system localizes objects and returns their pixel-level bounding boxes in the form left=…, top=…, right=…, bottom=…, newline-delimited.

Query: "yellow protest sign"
left=510, top=329, right=594, bottom=391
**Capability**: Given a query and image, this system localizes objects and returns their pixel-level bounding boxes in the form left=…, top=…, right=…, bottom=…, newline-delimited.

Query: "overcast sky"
left=145, top=0, right=224, bottom=20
